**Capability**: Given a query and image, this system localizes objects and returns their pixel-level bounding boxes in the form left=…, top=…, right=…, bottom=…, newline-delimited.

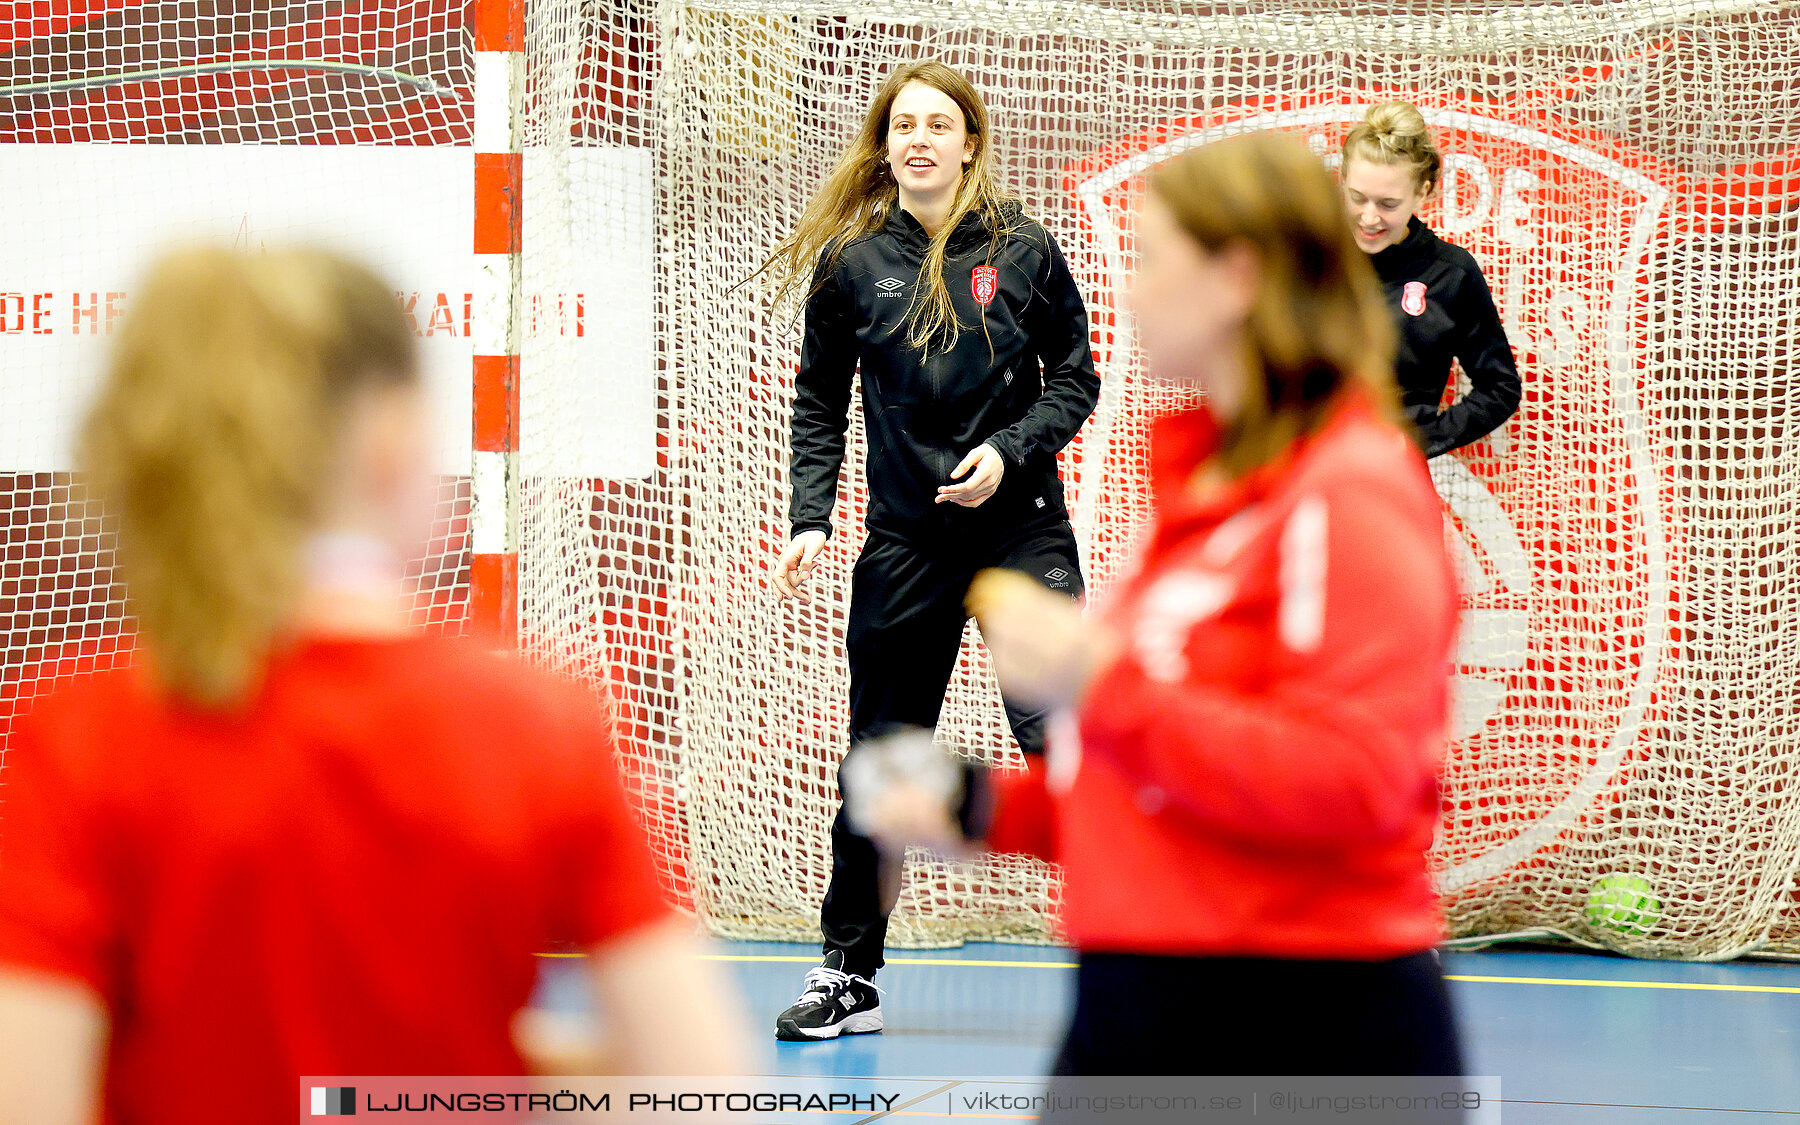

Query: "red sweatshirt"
left=987, top=393, right=1457, bottom=959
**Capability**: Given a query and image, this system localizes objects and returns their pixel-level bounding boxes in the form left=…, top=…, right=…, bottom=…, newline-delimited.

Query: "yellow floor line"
left=1442, top=973, right=1800, bottom=995
left=673, top=952, right=1800, bottom=995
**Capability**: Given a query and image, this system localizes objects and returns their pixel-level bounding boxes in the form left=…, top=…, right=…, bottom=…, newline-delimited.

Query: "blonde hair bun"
left=1363, top=101, right=1430, bottom=142
left=1341, top=101, right=1443, bottom=193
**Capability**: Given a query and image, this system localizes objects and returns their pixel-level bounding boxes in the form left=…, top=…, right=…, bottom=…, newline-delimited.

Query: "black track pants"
left=820, top=521, right=1084, bottom=978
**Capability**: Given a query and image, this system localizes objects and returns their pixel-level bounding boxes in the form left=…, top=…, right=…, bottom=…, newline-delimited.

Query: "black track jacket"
left=1370, top=217, right=1522, bottom=458
left=788, top=204, right=1099, bottom=544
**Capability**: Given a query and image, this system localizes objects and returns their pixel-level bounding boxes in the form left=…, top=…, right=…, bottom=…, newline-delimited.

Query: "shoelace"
left=794, top=964, right=884, bottom=1004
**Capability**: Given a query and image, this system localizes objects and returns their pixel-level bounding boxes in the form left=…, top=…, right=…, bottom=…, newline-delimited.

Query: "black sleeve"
left=788, top=256, right=859, bottom=538
left=983, top=232, right=1100, bottom=467
left=1418, top=262, right=1522, bottom=458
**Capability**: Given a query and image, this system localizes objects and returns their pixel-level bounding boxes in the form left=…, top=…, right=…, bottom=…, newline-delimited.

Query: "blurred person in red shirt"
left=855, top=131, right=1464, bottom=1079
left=0, top=247, right=751, bottom=1125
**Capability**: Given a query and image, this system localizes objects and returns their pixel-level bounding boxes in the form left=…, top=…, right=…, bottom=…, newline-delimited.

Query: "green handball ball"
left=1586, top=874, right=1661, bottom=937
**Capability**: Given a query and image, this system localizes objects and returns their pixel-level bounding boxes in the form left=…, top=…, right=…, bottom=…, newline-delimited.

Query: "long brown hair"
left=1148, top=131, right=1398, bottom=477
left=755, top=59, right=1018, bottom=352
left=1341, top=100, right=1443, bottom=194
left=79, top=247, right=418, bottom=706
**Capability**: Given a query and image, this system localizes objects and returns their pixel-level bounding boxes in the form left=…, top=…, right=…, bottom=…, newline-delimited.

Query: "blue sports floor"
left=670, top=940, right=1800, bottom=1123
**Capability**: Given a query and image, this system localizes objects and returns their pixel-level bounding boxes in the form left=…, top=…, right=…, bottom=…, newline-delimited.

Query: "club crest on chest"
left=1402, top=280, right=1428, bottom=316
left=971, top=264, right=998, bottom=306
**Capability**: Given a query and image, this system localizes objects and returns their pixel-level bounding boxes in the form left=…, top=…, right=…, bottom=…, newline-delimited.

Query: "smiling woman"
left=756, top=60, right=1015, bottom=353
left=749, top=60, right=1101, bottom=1042
left=1341, top=102, right=1522, bottom=459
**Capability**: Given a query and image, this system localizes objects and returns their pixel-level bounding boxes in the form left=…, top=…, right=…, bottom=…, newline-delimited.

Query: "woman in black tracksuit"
left=1341, top=102, right=1521, bottom=456
left=762, top=60, right=1097, bottom=1041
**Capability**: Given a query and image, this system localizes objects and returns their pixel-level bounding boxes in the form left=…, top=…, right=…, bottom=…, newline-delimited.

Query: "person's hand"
left=968, top=568, right=1120, bottom=711
left=512, top=1007, right=619, bottom=1076
left=772, top=530, right=828, bottom=603
left=936, top=443, right=1005, bottom=507
left=841, top=728, right=983, bottom=861
left=861, top=778, right=978, bottom=861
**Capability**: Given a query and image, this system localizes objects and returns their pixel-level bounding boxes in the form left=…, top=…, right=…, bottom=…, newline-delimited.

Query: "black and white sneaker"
left=774, top=950, right=884, bottom=1041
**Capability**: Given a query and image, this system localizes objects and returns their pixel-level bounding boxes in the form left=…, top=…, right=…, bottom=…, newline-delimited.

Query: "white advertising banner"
left=0, top=144, right=655, bottom=478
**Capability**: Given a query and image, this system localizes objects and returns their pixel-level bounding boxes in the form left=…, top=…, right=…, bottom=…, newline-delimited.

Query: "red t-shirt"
left=0, top=635, right=670, bottom=1124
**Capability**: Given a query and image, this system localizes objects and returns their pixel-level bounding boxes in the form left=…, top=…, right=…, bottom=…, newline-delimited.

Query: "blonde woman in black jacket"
left=1342, top=101, right=1522, bottom=458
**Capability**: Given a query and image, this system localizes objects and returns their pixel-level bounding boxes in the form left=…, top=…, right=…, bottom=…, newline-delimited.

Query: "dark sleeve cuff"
left=984, top=432, right=1027, bottom=468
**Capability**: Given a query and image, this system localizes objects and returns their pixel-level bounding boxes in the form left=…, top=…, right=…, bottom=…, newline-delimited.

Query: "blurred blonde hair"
left=79, top=247, right=417, bottom=706
left=1341, top=100, right=1443, bottom=194
left=1148, top=130, right=1398, bottom=477
left=755, top=59, right=1018, bottom=353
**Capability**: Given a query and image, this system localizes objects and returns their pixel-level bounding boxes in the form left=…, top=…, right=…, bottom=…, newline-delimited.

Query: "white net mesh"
left=631, top=0, right=1800, bottom=958
left=4, top=1, right=1798, bottom=961
left=514, top=0, right=690, bottom=905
